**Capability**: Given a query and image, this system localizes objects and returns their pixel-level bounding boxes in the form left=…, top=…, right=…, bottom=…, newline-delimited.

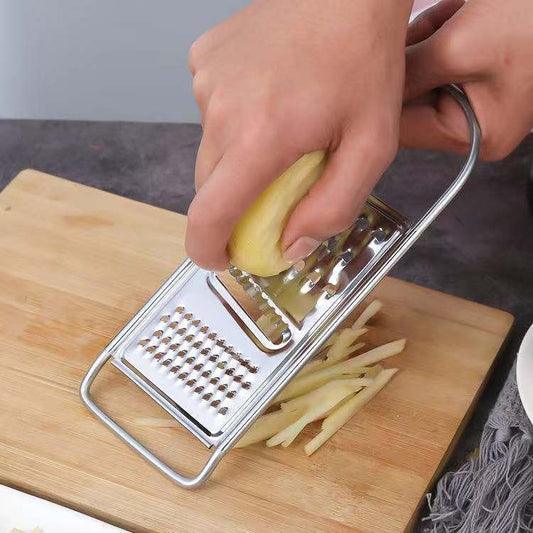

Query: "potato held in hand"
left=228, top=151, right=327, bottom=277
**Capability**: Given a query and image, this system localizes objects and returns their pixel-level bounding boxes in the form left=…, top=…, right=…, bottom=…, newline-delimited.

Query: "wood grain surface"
left=0, top=170, right=513, bottom=533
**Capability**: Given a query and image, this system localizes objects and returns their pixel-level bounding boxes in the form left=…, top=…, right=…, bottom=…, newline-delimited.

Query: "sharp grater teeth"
left=229, top=267, right=291, bottom=338
left=128, top=302, right=264, bottom=427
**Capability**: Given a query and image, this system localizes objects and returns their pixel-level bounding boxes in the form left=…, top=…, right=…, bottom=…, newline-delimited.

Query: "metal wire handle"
left=377, top=84, right=481, bottom=273
left=80, top=84, right=481, bottom=489
left=80, top=352, right=225, bottom=488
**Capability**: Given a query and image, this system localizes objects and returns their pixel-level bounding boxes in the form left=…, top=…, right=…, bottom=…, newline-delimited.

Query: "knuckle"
left=236, top=121, right=270, bottom=151
left=234, top=114, right=280, bottom=153
left=356, top=120, right=399, bottom=168
left=192, top=72, right=209, bottom=102
left=184, top=235, right=219, bottom=271
left=187, top=198, right=217, bottom=233
left=188, top=37, right=204, bottom=73
left=434, top=28, right=466, bottom=71
left=320, top=207, right=357, bottom=235
left=186, top=201, right=205, bottom=232
left=188, top=194, right=230, bottom=232
left=445, top=129, right=470, bottom=154
left=381, top=135, right=400, bottom=167
left=481, top=135, right=513, bottom=161
left=204, top=95, right=229, bottom=131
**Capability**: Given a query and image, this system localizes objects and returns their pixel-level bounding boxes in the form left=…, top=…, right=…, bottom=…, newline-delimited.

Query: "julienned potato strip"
left=135, top=299, right=404, bottom=456
left=266, top=378, right=371, bottom=448
left=322, top=299, right=383, bottom=349
left=234, top=409, right=301, bottom=448
left=237, top=299, right=406, bottom=454
left=274, top=338, right=404, bottom=404
left=304, top=368, right=398, bottom=456
left=279, top=377, right=372, bottom=414
left=297, top=328, right=367, bottom=376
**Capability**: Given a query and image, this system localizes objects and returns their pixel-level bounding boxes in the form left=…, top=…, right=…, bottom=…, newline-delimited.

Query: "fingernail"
left=283, top=237, right=321, bottom=263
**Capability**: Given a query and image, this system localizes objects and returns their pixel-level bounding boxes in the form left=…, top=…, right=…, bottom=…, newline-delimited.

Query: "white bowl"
left=517, top=324, right=533, bottom=424
left=0, top=485, right=127, bottom=533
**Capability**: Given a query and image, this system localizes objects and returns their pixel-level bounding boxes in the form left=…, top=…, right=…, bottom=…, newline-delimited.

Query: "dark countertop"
left=1, top=118, right=532, bottom=484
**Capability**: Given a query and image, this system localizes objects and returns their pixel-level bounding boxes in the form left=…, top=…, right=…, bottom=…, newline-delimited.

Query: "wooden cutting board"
left=0, top=170, right=513, bottom=533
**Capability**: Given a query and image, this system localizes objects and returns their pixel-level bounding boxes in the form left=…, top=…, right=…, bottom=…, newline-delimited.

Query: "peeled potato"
left=228, top=151, right=327, bottom=277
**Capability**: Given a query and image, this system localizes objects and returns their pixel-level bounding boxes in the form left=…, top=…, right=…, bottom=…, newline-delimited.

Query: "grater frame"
left=80, top=85, right=481, bottom=489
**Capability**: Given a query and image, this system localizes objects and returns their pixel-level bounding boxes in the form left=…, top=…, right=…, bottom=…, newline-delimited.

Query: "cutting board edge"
left=404, top=323, right=514, bottom=532
left=2, top=168, right=178, bottom=220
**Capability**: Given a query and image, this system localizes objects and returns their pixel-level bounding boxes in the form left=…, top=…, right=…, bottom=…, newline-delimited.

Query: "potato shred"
left=136, top=299, right=405, bottom=456
left=235, top=299, right=405, bottom=455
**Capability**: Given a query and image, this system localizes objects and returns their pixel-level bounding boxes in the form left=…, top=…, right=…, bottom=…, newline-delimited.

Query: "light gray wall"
left=0, top=0, right=427, bottom=123
left=0, top=0, right=248, bottom=122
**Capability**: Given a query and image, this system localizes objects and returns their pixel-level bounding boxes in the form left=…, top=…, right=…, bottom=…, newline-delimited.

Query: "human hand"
left=401, top=0, right=533, bottom=160
left=186, top=0, right=413, bottom=271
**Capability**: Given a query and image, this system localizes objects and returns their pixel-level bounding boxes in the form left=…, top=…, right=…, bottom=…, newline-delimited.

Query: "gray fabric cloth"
left=423, top=363, right=533, bottom=532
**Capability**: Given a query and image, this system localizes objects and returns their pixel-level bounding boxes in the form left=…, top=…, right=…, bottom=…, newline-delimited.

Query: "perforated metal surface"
left=135, top=307, right=256, bottom=411
left=117, top=289, right=270, bottom=436
left=108, top=196, right=407, bottom=442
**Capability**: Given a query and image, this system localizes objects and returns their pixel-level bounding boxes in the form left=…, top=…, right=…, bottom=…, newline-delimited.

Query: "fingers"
left=404, top=1, right=488, bottom=102
left=399, top=92, right=471, bottom=153
left=404, top=1, right=533, bottom=160
left=186, top=140, right=301, bottom=271
left=281, top=128, right=397, bottom=262
left=402, top=2, right=492, bottom=156
left=402, top=83, right=533, bottom=161
left=405, top=36, right=466, bottom=101
left=194, top=134, right=221, bottom=191
left=406, top=0, right=464, bottom=46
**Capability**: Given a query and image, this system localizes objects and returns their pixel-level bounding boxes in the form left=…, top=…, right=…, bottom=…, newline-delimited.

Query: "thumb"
left=400, top=90, right=471, bottom=154
left=405, top=20, right=477, bottom=102
left=281, top=130, right=395, bottom=262
left=405, top=37, right=454, bottom=101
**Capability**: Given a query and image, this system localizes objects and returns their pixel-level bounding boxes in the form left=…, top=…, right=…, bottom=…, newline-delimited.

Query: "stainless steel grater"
left=80, top=85, right=481, bottom=488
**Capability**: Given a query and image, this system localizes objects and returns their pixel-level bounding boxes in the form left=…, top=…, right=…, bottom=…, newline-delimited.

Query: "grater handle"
left=356, top=84, right=481, bottom=292
left=399, top=85, right=481, bottom=248
left=80, top=352, right=227, bottom=489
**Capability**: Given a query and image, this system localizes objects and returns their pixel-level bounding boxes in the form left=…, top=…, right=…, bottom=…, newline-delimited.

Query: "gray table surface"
left=1, top=118, right=532, bottom=488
